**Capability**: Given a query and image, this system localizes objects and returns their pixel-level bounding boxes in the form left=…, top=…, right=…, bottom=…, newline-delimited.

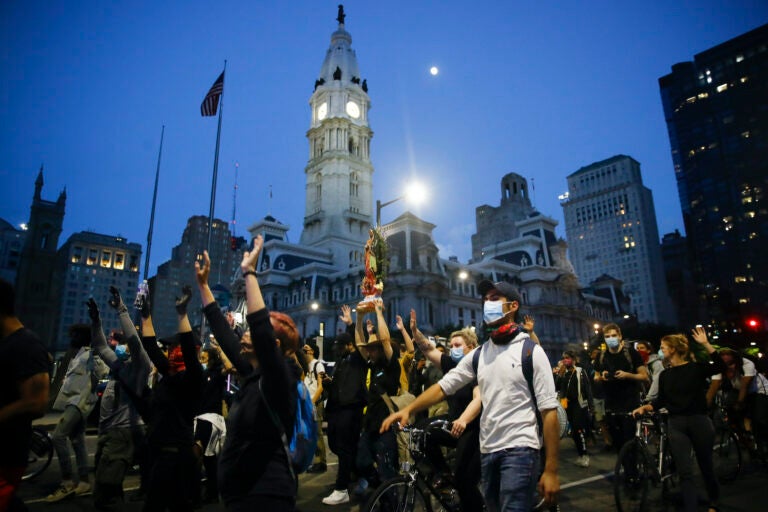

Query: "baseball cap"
left=478, top=280, right=522, bottom=304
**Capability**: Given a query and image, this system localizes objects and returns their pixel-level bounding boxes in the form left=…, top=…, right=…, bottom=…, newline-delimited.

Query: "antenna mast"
left=231, top=161, right=239, bottom=237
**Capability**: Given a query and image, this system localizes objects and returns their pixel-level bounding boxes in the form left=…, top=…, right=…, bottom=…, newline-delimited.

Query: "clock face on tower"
left=345, top=100, right=360, bottom=119
left=317, top=102, right=328, bottom=121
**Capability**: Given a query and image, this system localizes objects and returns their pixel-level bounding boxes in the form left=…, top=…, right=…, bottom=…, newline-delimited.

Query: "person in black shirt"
left=0, top=278, right=50, bottom=512
left=195, top=344, right=229, bottom=503
left=593, top=323, right=648, bottom=453
left=137, top=285, right=203, bottom=511
left=195, top=236, right=300, bottom=511
left=555, top=350, right=593, bottom=468
left=633, top=328, right=724, bottom=512
left=411, top=309, right=484, bottom=512
left=321, top=306, right=367, bottom=506
left=355, top=299, right=401, bottom=494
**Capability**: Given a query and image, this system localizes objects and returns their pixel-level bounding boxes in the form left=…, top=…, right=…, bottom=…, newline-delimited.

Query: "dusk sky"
left=2, top=1, right=766, bottom=279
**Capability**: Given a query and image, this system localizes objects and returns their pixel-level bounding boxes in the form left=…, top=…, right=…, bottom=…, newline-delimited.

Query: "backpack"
left=259, top=378, right=318, bottom=480
left=472, top=338, right=567, bottom=438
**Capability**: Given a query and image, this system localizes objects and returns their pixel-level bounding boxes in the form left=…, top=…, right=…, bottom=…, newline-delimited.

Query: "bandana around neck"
left=487, top=322, right=523, bottom=345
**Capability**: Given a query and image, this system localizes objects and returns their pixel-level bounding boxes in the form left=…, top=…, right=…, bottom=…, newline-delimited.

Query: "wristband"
left=242, top=270, right=257, bottom=279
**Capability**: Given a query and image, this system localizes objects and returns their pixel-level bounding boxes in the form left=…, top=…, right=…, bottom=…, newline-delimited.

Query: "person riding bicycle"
left=632, top=328, right=725, bottom=512
left=411, top=310, right=484, bottom=511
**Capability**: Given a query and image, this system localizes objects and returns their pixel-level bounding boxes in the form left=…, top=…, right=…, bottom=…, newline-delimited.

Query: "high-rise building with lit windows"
left=658, top=24, right=768, bottom=331
left=55, top=231, right=141, bottom=353
left=561, top=155, right=673, bottom=325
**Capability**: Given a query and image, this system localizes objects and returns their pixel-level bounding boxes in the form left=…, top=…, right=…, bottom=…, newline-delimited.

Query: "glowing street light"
left=376, top=181, right=428, bottom=227
left=458, top=270, right=468, bottom=280
left=311, top=302, right=319, bottom=311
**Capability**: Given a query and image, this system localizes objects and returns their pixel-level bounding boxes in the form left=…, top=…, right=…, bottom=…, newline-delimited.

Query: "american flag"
left=200, top=71, right=225, bottom=116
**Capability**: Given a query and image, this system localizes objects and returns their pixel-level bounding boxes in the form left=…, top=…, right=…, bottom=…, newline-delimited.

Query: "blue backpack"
left=259, top=378, right=318, bottom=480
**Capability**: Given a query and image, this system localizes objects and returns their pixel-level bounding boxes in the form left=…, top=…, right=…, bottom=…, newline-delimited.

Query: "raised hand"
left=691, top=326, right=709, bottom=345
left=107, top=286, right=125, bottom=311
left=366, top=319, right=375, bottom=335
left=175, top=285, right=193, bottom=315
left=523, top=315, right=535, bottom=331
left=339, top=304, right=352, bottom=326
left=409, top=308, right=418, bottom=332
left=241, top=235, right=264, bottom=274
left=194, top=251, right=211, bottom=287
left=395, top=315, right=404, bottom=331
left=86, top=298, right=100, bottom=324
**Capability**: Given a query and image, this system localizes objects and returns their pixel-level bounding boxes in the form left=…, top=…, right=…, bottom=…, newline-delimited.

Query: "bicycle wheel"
left=363, top=476, right=432, bottom=512
left=22, top=427, right=54, bottom=481
left=712, top=429, right=741, bottom=482
left=614, top=440, right=651, bottom=512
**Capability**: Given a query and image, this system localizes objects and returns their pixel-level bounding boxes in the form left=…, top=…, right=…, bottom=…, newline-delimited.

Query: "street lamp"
left=458, top=270, right=469, bottom=280
left=311, top=302, right=319, bottom=311
left=376, top=181, right=428, bottom=227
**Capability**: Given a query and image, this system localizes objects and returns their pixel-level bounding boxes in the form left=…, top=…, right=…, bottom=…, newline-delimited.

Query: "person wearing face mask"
left=381, top=280, right=561, bottom=512
left=593, top=323, right=648, bottom=454
left=87, top=291, right=152, bottom=511
left=555, top=351, right=593, bottom=468
left=195, top=239, right=302, bottom=511
left=317, top=306, right=368, bottom=505
left=635, top=340, right=664, bottom=401
left=412, top=309, right=484, bottom=511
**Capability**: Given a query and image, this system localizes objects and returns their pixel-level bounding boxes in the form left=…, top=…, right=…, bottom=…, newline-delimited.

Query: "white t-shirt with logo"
left=304, top=359, right=325, bottom=399
left=439, top=333, right=558, bottom=454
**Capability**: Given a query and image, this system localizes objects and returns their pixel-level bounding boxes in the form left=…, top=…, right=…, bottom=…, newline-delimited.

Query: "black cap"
left=333, top=332, right=353, bottom=345
left=478, top=280, right=522, bottom=304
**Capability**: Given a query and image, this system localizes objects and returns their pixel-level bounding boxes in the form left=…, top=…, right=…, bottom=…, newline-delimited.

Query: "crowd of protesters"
left=2, top=243, right=768, bottom=512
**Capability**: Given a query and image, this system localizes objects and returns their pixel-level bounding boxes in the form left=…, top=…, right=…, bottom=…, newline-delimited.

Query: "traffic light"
left=747, top=318, right=760, bottom=330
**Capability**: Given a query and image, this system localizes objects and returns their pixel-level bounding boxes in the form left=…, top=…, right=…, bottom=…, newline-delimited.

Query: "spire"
left=317, top=5, right=361, bottom=87
left=34, top=164, right=44, bottom=199
left=58, top=186, right=67, bottom=205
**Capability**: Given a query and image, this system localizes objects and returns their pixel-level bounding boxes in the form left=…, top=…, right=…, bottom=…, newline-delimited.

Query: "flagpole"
left=144, top=125, right=165, bottom=283
left=202, top=61, right=226, bottom=342
left=207, top=60, right=226, bottom=254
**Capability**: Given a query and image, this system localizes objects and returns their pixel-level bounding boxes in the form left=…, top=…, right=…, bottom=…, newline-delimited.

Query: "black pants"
left=567, top=405, right=589, bottom=456
left=326, top=406, right=363, bottom=491
left=606, top=410, right=636, bottom=453
left=668, top=414, right=719, bottom=512
left=143, top=446, right=198, bottom=512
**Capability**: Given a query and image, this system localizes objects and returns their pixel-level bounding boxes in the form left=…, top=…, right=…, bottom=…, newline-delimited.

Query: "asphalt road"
left=18, top=430, right=767, bottom=511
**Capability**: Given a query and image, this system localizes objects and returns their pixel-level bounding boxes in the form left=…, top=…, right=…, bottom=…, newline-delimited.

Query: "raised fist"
left=86, top=298, right=100, bottom=324
left=108, top=286, right=125, bottom=311
left=175, top=285, right=193, bottom=315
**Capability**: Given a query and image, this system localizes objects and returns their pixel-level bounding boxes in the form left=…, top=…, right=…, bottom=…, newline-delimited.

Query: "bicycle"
left=710, top=396, right=743, bottom=482
left=363, top=419, right=461, bottom=512
left=23, top=426, right=54, bottom=481
left=614, top=411, right=678, bottom=512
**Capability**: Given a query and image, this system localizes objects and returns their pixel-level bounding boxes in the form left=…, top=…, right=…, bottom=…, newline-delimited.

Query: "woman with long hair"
left=632, top=328, right=725, bottom=512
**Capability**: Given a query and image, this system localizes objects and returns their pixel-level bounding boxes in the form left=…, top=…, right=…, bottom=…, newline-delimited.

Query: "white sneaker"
left=574, top=455, right=590, bottom=468
left=74, top=481, right=92, bottom=495
left=322, top=489, right=350, bottom=505
left=46, top=482, right=77, bottom=503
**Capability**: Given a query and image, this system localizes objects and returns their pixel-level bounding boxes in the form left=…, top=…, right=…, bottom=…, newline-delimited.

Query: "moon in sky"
left=430, top=66, right=439, bottom=76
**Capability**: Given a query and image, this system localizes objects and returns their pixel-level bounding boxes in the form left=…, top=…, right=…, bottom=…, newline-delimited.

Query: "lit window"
left=87, top=249, right=97, bottom=266
left=697, top=92, right=709, bottom=99
left=739, top=298, right=749, bottom=304
left=741, top=131, right=751, bottom=139
left=716, top=83, right=728, bottom=92
left=706, top=77, right=712, bottom=84
left=114, top=253, right=125, bottom=270
left=740, top=76, right=748, bottom=83
left=734, top=276, right=747, bottom=283
left=736, top=55, right=744, bottom=63
left=101, top=251, right=112, bottom=268
left=746, top=211, right=756, bottom=218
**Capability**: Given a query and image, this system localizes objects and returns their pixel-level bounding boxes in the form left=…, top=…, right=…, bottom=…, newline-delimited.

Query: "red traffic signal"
left=747, top=318, right=759, bottom=329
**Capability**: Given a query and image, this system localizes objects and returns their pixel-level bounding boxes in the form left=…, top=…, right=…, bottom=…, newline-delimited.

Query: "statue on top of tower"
left=337, top=4, right=345, bottom=25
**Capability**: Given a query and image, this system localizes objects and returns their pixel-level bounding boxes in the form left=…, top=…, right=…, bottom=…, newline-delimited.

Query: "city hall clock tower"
left=299, top=6, right=374, bottom=268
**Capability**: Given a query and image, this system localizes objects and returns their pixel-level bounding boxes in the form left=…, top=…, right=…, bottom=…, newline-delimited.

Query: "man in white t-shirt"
left=381, top=280, right=560, bottom=512
left=303, top=341, right=328, bottom=473
left=707, top=349, right=756, bottom=410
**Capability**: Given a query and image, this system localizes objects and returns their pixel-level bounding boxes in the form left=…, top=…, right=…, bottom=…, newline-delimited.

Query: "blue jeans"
left=481, top=447, right=540, bottom=512
left=52, top=405, right=89, bottom=481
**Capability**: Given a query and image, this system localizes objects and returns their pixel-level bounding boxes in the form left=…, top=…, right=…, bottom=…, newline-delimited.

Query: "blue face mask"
left=483, top=300, right=505, bottom=324
left=605, top=336, right=620, bottom=349
left=450, top=347, right=465, bottom=362
left=114, top=345, right=129, bottom=361
left=657, top=349, right=664, bottom=359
